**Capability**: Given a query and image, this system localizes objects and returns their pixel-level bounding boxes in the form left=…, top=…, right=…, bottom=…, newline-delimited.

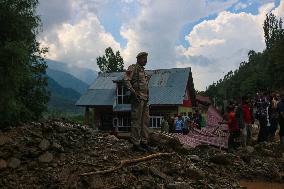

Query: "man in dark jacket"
left=256, top=92, right=270, bottom=142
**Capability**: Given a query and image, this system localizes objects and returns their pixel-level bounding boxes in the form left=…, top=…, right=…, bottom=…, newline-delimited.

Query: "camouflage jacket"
left=123, top=63, right=150, bottom=101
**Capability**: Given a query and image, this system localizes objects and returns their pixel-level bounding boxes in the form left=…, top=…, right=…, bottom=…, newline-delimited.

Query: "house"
left=196, top=95, right=211, bottom=105
left=76, top=67, right=196, bottom=132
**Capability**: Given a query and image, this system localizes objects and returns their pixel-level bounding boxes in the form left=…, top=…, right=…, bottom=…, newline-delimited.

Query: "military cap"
left=136, top=52, right=148, bottom=58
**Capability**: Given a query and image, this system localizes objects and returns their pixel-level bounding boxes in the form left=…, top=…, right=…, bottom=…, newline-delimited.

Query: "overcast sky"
left=37, top=0, right=283, bottom=90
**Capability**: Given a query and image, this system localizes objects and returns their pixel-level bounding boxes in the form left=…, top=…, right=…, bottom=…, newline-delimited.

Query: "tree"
left=0, top=0, right=49, bottom=126
left=264, top=13, right=284, bottom=88
left=263, top=13, right=283, bottom=49
left=205, top=13, right=284, bottom=104
left=97, top=47, right=124, bottom=73
left=269, top=36, right=284, bottom=87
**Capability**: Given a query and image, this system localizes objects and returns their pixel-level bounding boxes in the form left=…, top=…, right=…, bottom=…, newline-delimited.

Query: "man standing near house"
left=124, top=52, right=153, bottom=152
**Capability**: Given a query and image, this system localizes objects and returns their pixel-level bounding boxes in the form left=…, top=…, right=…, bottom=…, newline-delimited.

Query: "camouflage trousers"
left=130, top=100, right=149, bottom=146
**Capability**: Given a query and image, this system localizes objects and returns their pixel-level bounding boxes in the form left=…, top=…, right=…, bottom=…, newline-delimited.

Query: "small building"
left=76, top=67, right=196, bottom=132
left=196, top=95, right=211, bottom=106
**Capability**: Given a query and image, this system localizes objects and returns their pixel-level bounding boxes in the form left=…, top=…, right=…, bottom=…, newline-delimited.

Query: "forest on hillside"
left=205, top=13, right=284, bottom=107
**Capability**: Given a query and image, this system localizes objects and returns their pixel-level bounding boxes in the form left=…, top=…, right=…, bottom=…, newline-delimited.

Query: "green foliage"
left=0, top=0, right=49, bottom=126
left=43, top=109, right=84, bottom=125
left=268, top=33, right=284, bottom=88
left=205, top=13, right=284, bottom=107
left=188, top=73, right=196, bottom=106
left=264, top=13, right=283, bottom=50
left=97, top=47, right=124, bottom=73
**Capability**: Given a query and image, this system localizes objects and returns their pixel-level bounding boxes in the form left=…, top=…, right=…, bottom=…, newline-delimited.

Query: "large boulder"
left=39, top=139, right=50, bottom=151
left=0, top=159, right=7, bottom=170
left=7, top=158, right=21, bottom=169
left=38, top=152, right=53, bottom=163
left=210, top=153, right=235, bottom=165
left=0, top=135, right=12, bottom=146
left=149, top=132, right=182, bottom=152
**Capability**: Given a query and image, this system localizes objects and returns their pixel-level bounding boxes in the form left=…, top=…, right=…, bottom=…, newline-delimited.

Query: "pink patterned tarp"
left=174, top=105, right=229, bottom=149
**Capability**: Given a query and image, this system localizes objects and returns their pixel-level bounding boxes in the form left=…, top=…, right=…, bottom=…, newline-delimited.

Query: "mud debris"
left=0, top=120, right=283, bottom=188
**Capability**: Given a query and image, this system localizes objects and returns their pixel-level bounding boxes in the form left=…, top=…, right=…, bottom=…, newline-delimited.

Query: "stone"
left=52, top=142, right=64, bottom=152
left=241, top=154, right=251, bottom=163
left=26, top=147, right=40, bottom=158
left=51, top=163, right=58, bottom=168
left=210, top=153, right=233, bottom=165
left=185, top=167, right=205, bottom=180
left=38, top=152, right=53, bottom=163
left=27, top=161, right=37, bottom=170
left=246, top=146, right=254, bottom=153
left=0, top=159, right=7, bottom=170
left=89, top=176, right=105, bottom=189
left=177, top=177, right=183, bottom=181
left=46, top=167, right=53, bottom=171
left=167, top=182, right=192, bottom=189
left=8, top=158, right=21, bottom=169
left=150, top=167, right=173, bottom=182
left=106, top=135, right=119, bottom=141
left=188, top=155, right=201, bottom=162
left=157, top=184, right=165, bottom=189
left=262, top=149, right=274, bottom=156
left=39, top=139, right=50, bottom=151
left=0, top=135, right=12, bottom=146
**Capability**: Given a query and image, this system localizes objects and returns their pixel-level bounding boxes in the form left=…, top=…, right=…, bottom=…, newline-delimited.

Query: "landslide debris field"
left=0, top=120, right=284, bottom=189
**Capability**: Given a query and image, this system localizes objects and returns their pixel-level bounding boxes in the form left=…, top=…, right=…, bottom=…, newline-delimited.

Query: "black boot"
left=140, top=143, right=157, bottom=152
left=132, top=144, right=147, bottom=152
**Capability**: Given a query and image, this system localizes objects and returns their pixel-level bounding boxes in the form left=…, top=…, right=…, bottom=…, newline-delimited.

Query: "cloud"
left=39, top=6, right=122, bottom=69
left=38, top=0, right=282, bottom=91
left=179, top=2, right=278, bottom=90
left=37, top=0, right=73, bottom=30
left=120, top=0, right=238, bottom=68
left=234, top=2, right=248, bottom=10
left=38, top=0, right=238, bottom=72
left=273, top=0, right=284, bottom=17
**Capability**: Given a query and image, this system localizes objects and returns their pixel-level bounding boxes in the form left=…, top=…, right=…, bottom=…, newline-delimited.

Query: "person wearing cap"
left=124, top=51, right=153, bottom=152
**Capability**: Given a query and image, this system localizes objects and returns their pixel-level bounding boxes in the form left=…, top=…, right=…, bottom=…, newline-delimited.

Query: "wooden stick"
left=80, top=152, right=175, bottom=176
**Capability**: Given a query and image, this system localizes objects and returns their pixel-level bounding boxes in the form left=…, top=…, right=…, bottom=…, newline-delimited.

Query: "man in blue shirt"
left=175, top=115, right=183, bottom=133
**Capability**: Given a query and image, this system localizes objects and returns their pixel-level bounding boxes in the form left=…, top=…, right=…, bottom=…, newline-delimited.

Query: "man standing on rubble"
left=124, top=52, right=153, bottom=152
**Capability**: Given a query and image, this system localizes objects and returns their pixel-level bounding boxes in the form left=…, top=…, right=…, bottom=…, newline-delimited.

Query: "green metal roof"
left=76, top=67, right=192, bottom=106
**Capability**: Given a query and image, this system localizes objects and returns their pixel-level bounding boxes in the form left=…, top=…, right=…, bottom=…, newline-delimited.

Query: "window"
left=113, top=116, right=131, bottom=132
left=149, top=116, right=163, bottom=128
left=117, top=84, right=130, bottom=104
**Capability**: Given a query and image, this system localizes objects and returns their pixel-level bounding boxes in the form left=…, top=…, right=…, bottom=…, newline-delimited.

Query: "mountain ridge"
left=46, top=59, right=98, bottom=85
left=47, top=68, right=88, bottom=95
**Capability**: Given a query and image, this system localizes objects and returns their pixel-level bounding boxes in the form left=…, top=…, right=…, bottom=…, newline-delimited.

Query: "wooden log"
left=80, top=152, right=175, bottom=176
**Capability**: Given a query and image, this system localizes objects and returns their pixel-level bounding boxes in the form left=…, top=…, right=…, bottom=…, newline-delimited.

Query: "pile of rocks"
left=0, top=120, right=283, bottom=188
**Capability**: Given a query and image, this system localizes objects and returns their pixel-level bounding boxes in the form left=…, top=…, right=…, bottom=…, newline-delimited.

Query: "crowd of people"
left=161, top=110, right=206, bottom=135
left=160, top=90, right=284, bottom=152
left=223, top=91, right=284, bottom=151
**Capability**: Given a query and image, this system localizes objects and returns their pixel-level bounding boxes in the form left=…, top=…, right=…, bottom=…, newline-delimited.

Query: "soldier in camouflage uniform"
left=124, top=52, right=152, bottom=152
